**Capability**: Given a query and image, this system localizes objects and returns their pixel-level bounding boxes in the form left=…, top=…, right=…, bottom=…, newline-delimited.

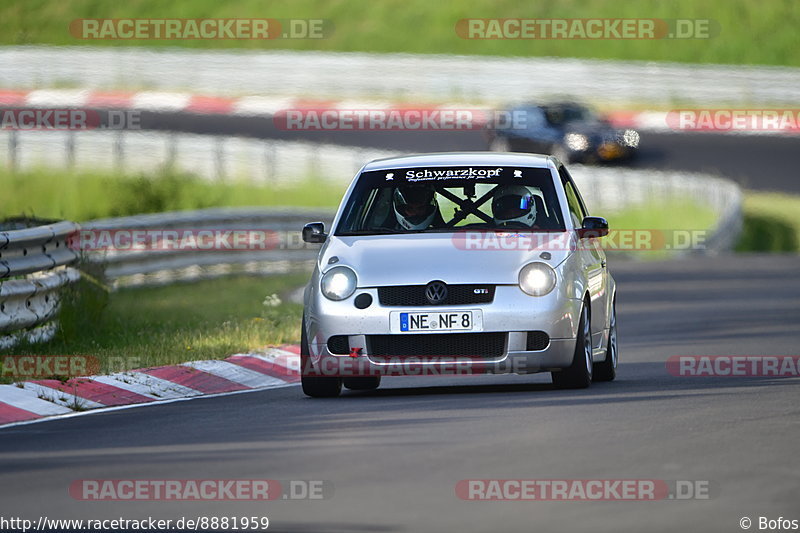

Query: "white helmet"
left=393, top=186, right=438, bottom=230
left=492, top=185, right=537, bottom=227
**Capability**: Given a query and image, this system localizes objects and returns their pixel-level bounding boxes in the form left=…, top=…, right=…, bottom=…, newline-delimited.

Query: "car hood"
left=320, top=232, right=574, bottom=286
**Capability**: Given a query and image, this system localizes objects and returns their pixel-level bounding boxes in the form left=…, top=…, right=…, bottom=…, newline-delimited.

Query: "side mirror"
left=302, top=222, right=328, bottom=243
left=577, top=216, right=609, bottom=239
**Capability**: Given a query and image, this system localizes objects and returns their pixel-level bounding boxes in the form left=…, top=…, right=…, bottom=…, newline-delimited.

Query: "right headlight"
left=320, top=266, right=358, bottom=301
left=519, top=262, right=557, bottom=296
left=621, top=129, right=640, bottom=148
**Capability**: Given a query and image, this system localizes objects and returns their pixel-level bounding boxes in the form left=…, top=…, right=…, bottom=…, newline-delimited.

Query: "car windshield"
left=336, top=165, right=565, bottom=235
left=544, top=105, right=595, bottom=126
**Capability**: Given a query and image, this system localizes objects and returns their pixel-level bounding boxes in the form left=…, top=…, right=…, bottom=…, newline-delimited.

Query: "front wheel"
left=552, top=303, right=593, bottom=389
left=300, top=315, right=342, bottom=398
left=593, top=298, right=617, bottom=382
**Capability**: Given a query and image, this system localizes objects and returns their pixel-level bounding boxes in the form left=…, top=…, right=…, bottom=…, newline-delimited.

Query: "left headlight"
left=321, top=266, right=358, bottom=301
left=519, top=262, right=557, bottom=296
left=564, top=133, right=590, bottom=151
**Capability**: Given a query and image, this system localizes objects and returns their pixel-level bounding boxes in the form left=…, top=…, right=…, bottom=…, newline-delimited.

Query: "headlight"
left=621, top=129, right=640, bottom=148
left=564, top=133, right=590, bottom=151
left=321, top=266, right=357, bottom=301
left=519, top=262, right=557, bottom=296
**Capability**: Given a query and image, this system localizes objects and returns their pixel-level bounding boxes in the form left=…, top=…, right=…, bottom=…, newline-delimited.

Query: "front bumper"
left=571, top=142, right=635, bottom=162
left=304, top=285, right=582, bottom=376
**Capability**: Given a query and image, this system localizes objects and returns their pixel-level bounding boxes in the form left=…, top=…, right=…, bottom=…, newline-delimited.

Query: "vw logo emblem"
left=425, top=281, right=448, bottom=304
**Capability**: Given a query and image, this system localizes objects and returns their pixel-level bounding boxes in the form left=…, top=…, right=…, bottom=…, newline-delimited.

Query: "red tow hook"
left=349, top=347, right=363, bottom=358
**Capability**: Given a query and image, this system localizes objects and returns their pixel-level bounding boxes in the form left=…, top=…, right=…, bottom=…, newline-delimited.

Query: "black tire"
left=593, top=297, right=617, bottom=382
left=552, top=303, right=593, bottom=389
left=300, top=315, right=342, bottom=398
left=343, top=376, right=381, bottom=390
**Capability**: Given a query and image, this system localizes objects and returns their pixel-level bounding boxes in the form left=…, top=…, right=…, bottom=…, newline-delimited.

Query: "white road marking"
left=0, top=385, right=73, bottom=416
left=92, top=373, right=201, bottom=400
left=131, top=91, right=192, bottom=112
left=20, top=382, right=105, bottom=410
left=26, top=89, right=90, bottom=108
left=183, top=360, right=290, bottom=388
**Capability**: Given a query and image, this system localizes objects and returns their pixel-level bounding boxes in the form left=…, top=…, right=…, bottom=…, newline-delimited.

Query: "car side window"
left=558, top=165, right=587, bottom=228
left=523, top=108, right=545, bottom=129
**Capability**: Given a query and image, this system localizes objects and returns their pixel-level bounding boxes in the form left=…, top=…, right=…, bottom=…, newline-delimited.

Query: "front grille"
left=367, top=332, right=506, bottom=358
left=526, top=331, right=550, bottom=351
left=327, top=335, right=350, bottom=354
left=378, top=284, right=495, bottom=306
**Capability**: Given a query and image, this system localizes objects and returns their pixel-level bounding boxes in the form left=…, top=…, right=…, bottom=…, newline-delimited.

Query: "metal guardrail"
left=568, top=165, right=743, bottom=255
left=0, top=129, right=402, bottom=184
left=82, top=208, right=335, bottom=288
left=2, top=47, right=799, bottom=106
left=0, top=221, right=81, bottom=348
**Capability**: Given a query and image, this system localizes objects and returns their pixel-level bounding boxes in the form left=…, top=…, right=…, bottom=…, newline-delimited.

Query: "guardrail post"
left=7, top=129, right=18, bottom=172
left=114, top=130, right=125, bottom=172
left=215, top=136, right=226, bottom=180
left=264, top=142, right=276, bottom=182
left=166, top=133, right=177, bottom=171
left=66, top=131, right=76, bottom=170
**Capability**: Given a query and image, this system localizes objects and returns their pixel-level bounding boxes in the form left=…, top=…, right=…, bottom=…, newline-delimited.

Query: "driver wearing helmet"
left=491, top=185, right=538, bottom=228
left=389, top=185, right=445, bottom=230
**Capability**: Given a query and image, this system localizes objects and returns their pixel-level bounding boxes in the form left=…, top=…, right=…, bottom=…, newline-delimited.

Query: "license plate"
left=399, top=311, right=474, bottom=332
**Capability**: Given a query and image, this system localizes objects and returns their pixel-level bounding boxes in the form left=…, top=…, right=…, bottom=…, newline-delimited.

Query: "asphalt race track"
left=139, top=110, right=800, bottom=193
left=1, top=254, right=798, bottom=532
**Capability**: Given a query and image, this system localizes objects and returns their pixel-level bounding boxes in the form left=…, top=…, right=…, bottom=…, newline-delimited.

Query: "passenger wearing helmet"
left=389, top=185, right=445, bottom=230
left=492, top=185, right=538, bottom=228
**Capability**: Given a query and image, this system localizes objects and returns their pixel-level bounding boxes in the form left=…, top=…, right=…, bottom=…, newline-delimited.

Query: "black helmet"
left=393, top=186, right=438, bottom=230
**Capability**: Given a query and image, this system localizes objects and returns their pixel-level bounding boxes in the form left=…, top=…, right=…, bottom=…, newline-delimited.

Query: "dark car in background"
left=486, top=102, right=640, bottom=164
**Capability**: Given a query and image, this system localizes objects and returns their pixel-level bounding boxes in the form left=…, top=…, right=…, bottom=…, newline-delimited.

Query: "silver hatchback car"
left=300, top=152, right=617, bottom=397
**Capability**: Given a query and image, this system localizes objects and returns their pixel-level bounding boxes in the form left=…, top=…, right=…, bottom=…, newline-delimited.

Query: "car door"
left=558, top=165, right=608, bottom=349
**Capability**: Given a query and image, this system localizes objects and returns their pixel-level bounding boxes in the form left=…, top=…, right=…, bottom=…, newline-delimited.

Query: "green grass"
left=1, top=167, right=341, bottom=221
left=736, top=191, right=800, bottom=252
left=607, top=200, right=717, bottom=231
left=1, top=273, right=307, bottom=382
left=0, top=0, right=798, bottom=66
left=602, top=199, right=718, bottom=258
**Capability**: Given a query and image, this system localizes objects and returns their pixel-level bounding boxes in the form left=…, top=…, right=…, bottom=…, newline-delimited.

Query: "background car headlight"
left=622, top=129, right=640, bottom=148
left=564, top=133, right=590, bottom=151
left=321, top=266, right=358, bottom=301
left=519, top=262, right=557, bottom=296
